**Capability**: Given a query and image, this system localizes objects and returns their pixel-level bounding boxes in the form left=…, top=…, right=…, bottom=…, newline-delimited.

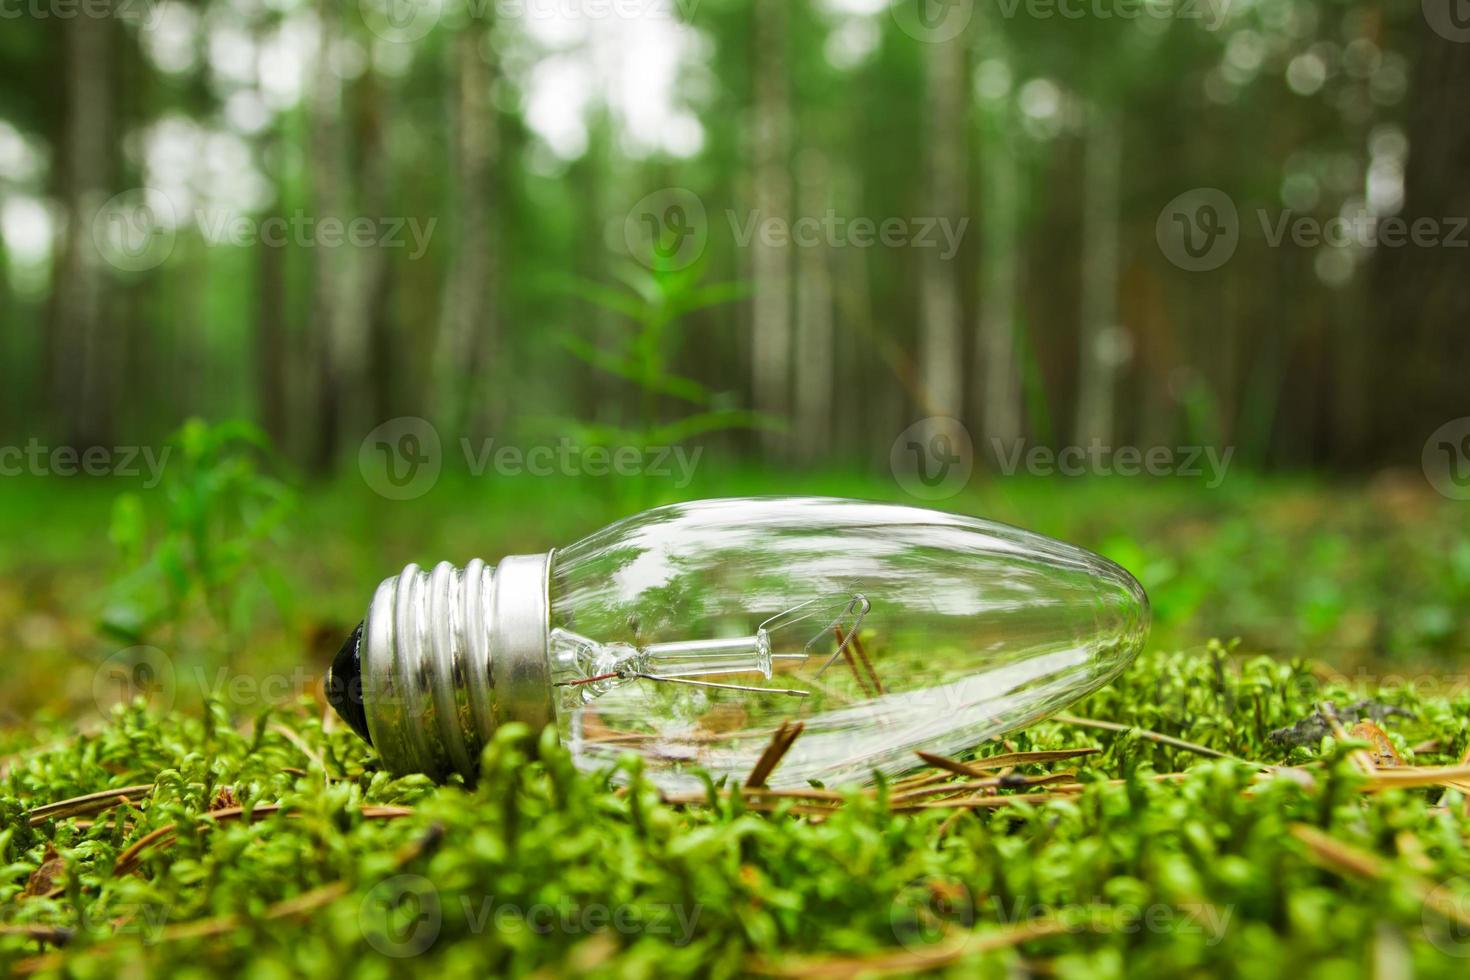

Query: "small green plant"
left=554, top=259, right=779, bottom=450
left=100, top=420, right=295, bottom=652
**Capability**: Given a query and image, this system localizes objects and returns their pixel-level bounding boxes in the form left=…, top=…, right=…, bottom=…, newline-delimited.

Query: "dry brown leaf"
left=1348, top=721, right=1403, bottom=768
left=21, top=845, right=64, bottom=899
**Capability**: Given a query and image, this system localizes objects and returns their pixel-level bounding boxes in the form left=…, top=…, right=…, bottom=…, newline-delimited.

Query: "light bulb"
left=327, top=497, right=1148, bottom=789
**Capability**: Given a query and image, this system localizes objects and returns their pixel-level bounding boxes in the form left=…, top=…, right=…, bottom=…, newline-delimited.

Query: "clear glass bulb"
left=328, top=497, right=1149, bottom=790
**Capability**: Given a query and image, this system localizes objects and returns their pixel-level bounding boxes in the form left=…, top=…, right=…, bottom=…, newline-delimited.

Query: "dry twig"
left=746, top=721, right=806, bottom=789
left=746, top=917, right=1076, bottom=978
left=25, top=784, right=155, bottom=826
left=1290, top=823, right=1470, bottom=933
left=1054, top=713, right=1268, bottom=769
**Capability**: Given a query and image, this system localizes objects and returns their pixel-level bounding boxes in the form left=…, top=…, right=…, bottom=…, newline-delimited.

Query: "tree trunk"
left=357, top=62, right=398, bottom=430
left=793, top=151, right=834, bottom=462
left=50, top=8, right=114, bottom=447
left=435, top=24, right=498, bottom=436
left=306, top=0, right=354, bottom=470
left=975, top=112, right=1023, bottom=451
left=255, top=212, right=288, bottom=449
left=832, top=208, right=874, bottom=459
left=0, top=213, right=12, bottom=434
left=750, top=0, right=793, bottom=456
left=252, top=17, right=288, bottom=452
left=1074, top=109, right=1123, bottom=447
left=1368, top=22, right=1470, bottom=465
left=918, top=31, right=965, bottom=421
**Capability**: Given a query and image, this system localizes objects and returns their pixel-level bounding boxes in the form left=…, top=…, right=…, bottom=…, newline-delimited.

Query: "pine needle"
left=745, top=721, right=806, bottom=789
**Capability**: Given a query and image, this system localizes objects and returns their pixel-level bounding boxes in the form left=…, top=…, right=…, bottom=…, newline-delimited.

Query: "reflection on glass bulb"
left=327, top=497, right=1149, bottom=790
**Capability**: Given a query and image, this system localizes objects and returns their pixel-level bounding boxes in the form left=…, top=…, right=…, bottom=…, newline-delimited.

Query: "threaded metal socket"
left=347, top=553, right=554, bottom=781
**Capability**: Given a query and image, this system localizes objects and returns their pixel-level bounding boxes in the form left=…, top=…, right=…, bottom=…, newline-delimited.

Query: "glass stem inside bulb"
left=640, top=634, right=777, bottom=678
left=552, top=627, right=793, bottom=700
left=551, top=592, right=869, bottom=703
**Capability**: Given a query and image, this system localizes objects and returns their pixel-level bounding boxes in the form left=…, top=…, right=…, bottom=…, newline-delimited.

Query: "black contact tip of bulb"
left=326, top=620, right=373, bottom=745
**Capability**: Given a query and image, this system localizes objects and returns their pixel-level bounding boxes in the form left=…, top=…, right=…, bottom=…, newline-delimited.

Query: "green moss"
left=3, top=643, right=1469, bottom=977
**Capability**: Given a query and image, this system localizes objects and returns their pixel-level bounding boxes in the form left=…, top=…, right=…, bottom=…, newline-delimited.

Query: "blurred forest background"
left=2, top=0, right=1470, bottom=730
left=1, top=0, right=1466, bottom=467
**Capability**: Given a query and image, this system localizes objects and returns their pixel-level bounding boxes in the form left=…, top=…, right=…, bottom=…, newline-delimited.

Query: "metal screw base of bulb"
left=359, top=554, right=553, bottom=781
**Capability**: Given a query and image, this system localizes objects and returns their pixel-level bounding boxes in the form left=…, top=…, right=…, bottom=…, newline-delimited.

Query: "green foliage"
left=553, top=261, right=778, bottom=448
left=100, top=420, right=296, bottom=649
left=3, top=644, right=1470, bottom=977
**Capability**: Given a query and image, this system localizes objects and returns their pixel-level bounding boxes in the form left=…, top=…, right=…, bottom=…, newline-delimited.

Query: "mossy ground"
left=4, top=643, right=1470, bottom=978
left=3, top=464, right=1469, bottom=977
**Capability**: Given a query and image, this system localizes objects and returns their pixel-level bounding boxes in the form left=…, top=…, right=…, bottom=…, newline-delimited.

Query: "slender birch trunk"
left=918, top=30, right=965, bottom=421
left=51, top=7, right=114, bottom=446
left=794, top=151, right=834, bottom=461
left=1074, top=109, right=1123, bottom=447
left=435, top=23, right=498, bottom=436
left=750, top=0, right=793, bottom=456
left=976, top=112, right=1023, bottom=450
